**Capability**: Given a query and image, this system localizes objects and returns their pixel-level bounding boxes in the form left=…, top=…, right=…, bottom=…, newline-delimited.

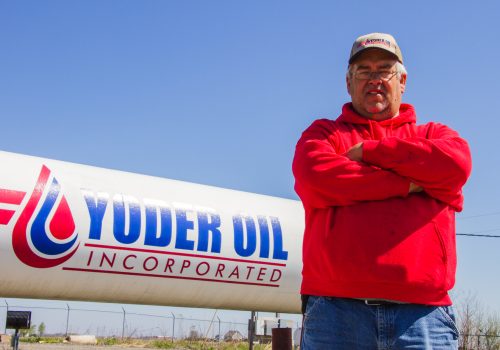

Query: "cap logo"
left=358, top=38, right=392, bottom=49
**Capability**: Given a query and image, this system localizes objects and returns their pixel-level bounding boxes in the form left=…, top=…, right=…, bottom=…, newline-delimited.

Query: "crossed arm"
left=346, top=142, right=424, bottom=193
left=292, top=121, right=471, bottom=210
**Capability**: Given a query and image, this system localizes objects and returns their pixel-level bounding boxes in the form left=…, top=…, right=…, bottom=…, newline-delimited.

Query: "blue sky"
left=1, top=0, right=500, bottom=331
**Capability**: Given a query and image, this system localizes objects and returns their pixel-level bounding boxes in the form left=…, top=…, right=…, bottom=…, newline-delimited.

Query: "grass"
left=20, top=336, right=273, bottom=349
left=151, top=340, right=270, bottom=349
left=19, top=336, right=65, bottom=343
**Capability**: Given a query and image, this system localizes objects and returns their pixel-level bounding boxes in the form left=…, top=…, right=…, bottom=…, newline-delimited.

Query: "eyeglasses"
left=352, top=70, right=399, bottom=81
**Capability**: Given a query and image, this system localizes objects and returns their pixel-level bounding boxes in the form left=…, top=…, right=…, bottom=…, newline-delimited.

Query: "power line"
left=454, top=210, right=500, bottom=238
left=457, top=233, right=500, bottom=238
left=456, top=227, right=500, bottom=238
left=454, top=211, right=500, bottom=238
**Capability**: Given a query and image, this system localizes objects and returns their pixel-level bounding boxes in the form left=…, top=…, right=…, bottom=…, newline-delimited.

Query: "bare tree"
left=456, top=293, right=500, bottom=350
left=482, top=315, right=500, bottom=350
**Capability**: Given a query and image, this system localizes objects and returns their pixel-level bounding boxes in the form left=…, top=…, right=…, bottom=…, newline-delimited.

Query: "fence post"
left=217, top=316, right=221, bottom=342
left=4, top=300, right=8, bottom=334
left=171, top=312, right=175, bottom=342
left=65, top=304, right=70, bottom=336
left=249, top=311, right=256, bottom=350
left=121, top=307, right=126, bottom=339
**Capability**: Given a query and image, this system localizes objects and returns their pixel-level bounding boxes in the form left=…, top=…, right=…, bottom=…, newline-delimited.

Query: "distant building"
left=224, top=330, right=244, bottom=342
left=255, top=317, right=295, bottom=336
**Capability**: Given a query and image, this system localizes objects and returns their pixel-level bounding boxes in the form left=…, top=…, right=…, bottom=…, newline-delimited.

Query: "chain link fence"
left=0, top=300, right=255, bottom=341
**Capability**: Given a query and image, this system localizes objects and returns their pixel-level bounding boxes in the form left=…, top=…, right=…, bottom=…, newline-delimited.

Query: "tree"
left=187, top=325, right=200, bottom=340
left=38, top=322, right=46, bottom=337
left=19, top=324, right=36, bottom=337
left=456, top=293, right=500, bottom=350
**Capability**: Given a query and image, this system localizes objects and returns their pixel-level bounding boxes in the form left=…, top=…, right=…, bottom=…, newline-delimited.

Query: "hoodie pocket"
left=322, top=198, right=454, bottom=293
left=326, top=220, right=449, bottom=290
left=433, top=222, right=448, bottom=268
left=432, top=215, right=457, bottom=290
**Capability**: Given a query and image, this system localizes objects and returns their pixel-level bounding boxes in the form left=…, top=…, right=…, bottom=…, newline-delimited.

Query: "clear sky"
left=1, top=0, right=500, bottom=333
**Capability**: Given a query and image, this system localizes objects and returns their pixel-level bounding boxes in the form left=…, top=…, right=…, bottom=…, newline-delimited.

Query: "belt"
left=360, top=299, right=400, bottom=306
left=302, top=295, right=403, bottom=312
left=324, top=296, right=402, bottom=306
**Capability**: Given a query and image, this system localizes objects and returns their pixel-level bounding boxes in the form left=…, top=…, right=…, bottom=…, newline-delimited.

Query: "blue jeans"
left=301, top=296, right=458, bottom=350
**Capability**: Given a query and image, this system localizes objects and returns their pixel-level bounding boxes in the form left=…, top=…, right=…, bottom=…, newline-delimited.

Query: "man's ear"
left=346, top=75, right=352, bottom=95
left=400, top=74, right=407, bottom=94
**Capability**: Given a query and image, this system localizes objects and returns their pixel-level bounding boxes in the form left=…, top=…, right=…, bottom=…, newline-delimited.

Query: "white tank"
left=0, top=151, right=303, bottom=313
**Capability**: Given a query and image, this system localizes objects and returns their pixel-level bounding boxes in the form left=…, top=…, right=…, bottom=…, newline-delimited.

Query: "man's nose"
left=367, top=72, right=383, bottom=83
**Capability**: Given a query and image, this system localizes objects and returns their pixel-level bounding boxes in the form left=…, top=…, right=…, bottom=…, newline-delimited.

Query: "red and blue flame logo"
left=11, top=166, right=79, bottom=268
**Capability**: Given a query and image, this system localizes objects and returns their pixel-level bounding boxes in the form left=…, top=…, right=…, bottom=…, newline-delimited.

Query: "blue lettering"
left=113, top=194, right=141, bottom=244
left=233, top=215, right=256, bottom=257
left=175, top=209, right=195, bottom=250
left=82, top=189, right=109, bottom=240
left=197, top=211, right=221, bottom=253
left=144, top=201, right=172, bottom=247
left=257, top=216, right=270, bottom=258
left=271, top=217, right=288, bottom=260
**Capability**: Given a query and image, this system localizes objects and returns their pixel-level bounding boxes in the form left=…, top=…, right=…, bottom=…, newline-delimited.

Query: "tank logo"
left=1, top=165, right=288, bottom=287
left=12, top=166, right=79, bottom=268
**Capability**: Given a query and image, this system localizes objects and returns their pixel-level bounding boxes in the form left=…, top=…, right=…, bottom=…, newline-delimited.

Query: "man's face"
left=346, top=49, right=407, bottom=120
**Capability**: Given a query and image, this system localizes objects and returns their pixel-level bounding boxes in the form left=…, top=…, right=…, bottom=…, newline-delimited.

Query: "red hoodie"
left=292, top=103, right=472, bottom=305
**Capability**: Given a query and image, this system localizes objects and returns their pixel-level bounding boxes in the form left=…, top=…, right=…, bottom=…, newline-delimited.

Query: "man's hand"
left=346, top=142, right=363, bottom=162
left=409, top=182, right=424, bottom=193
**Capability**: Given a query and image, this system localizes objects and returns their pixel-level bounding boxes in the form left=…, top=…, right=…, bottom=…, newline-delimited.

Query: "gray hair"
left=346, top=62, right=407, bottom=79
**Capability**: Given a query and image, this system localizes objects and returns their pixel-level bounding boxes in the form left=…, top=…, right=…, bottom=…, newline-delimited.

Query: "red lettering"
left=196, top=262, right=210, bottom=276
left=123, top=254, right=137, bottom=270
left=86, top=250, right=94, bottom=266
left=143, top=256, right=159, bottom=271
left=270, top=269, right=282, bottom=282
left=245, top=266, right=255, bottom=280
left=180, top=260, right=191, bottom=273
left=215, top=263, right=225, bottom=277
left=164, top=258, right=175, bottom=273
left=257, top=267, right=267, bottom=281
left=100, top=252, right=116, bottom=268
left=228, top=266, right=240, bottom=279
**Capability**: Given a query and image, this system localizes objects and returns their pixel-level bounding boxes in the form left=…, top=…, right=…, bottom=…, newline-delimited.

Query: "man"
left=292, top=33, right=472, bottom=349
